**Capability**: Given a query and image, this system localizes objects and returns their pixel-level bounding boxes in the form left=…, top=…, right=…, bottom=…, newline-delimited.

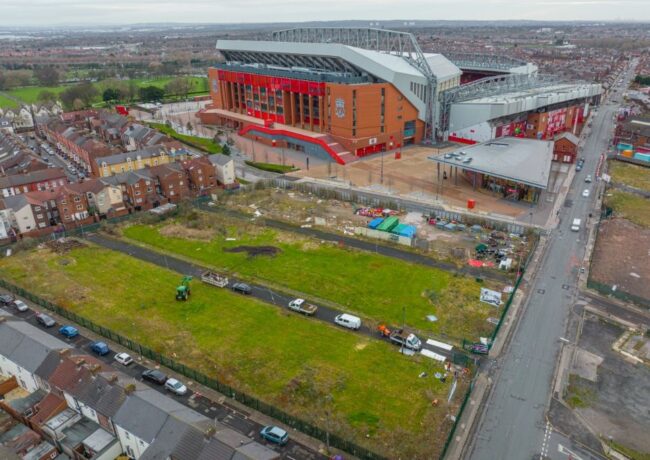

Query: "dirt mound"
left=160, top=224, right=213, bottom=241
left=224, top=245, right=281, bottom=257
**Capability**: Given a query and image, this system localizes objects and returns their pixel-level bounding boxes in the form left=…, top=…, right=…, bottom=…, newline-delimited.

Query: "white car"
left=585, top=175, right=592, bottom=183
left=164, top=378, right=188, bottom=395
left=582, top=189, right=590, bottom=198
left=13, top=300, right=29, bottom=312
left=114, top=352, right=133, bottom=366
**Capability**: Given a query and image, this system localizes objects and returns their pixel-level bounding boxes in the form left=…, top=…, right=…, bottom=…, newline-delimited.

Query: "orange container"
left=467, top=199, right=476, bottom=209
left=622, top=149, right=633, bottom=157
left=394, top=151, right=401, bottom=159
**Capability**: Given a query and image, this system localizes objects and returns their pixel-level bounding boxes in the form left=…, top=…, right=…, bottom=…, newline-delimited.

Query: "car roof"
left=268, top=426, right=287, bottom=436
left=339, top=313, right=360, bottom=321
left=117, top=352, right=130, bottom=357
left=166, top=378, right=180, bottom=384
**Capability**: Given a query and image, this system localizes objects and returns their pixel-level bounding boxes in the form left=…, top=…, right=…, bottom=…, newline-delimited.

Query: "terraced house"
left=93, top=145, right=190, bottom=178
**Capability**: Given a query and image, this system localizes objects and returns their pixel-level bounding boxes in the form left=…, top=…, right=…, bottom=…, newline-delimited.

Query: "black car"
left=0, top=294, right=15, bottom=306
left=36, top=313, right=56, bottom=328
left=142, top=369, right=168, bottom=385
left=231, top=283, right=252, bottom=295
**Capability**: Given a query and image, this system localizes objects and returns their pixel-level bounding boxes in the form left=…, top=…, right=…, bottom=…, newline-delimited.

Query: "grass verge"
left=148, top=122, right=222, bottom=154
left=121, top=212, right=500, bottom=341
left=0, top=245, right=458, bottom=459
left=245, top=161, right=298, bottom=174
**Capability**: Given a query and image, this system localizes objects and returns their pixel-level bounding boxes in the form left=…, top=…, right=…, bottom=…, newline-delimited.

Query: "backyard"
left=0, top=245, right=460, bottom=459
left=119, top=211, right=502, bottom=342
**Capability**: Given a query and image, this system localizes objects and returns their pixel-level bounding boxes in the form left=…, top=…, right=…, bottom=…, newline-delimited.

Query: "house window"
left=73, top=196, right=80, bottom=202
left=36, top=214, right=43, bottom=219
left=169, top=191, right=175, bottom=196
left=179, top=181, right=183, bottom=185
left=34, top=206, right=41, bottom=211
left=61, top=200, right=67, bottom=205
left=134, top=191, right=141, bottom=196
left=147, top=187, right=152, bottom=192
left=76, top=205, right=82, bottom=210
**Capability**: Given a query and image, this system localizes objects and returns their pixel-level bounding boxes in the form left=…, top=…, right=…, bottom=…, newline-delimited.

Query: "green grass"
left=0, top=245, right=455, bottom=458
left=245, top=161, right=298, bottom=174
left=121, top=214, right=499, bottom=341
left=607, top=440, right=650, bottom=460
left=609, top=161, right=650, bottom=193
left=6, top=76, right=208, bottom=105
left=0, top=93, right=20, bottom=109
left=565, top=375, right=595, bottom=409
left=148, top=122, right=221, bottom=154
left=606, top=190, right=650, bottom=228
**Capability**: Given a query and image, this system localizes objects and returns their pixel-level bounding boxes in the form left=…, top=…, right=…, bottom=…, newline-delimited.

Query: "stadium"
left=198, top=27, right=602, bottom=166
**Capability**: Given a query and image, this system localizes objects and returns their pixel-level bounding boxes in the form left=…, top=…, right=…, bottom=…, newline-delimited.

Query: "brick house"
left=68, top=179, right=128, bottom=218
left=55, top=184, right=92, bottom=226
left=553, top=132, right=579, bottom=163
left=181, top=156, right=218, bottom=195
left=0, top=168, right=67, bottom=198
left=101, top=171, right=161, bottom=212
left=149, top=163, right=190, bottom=203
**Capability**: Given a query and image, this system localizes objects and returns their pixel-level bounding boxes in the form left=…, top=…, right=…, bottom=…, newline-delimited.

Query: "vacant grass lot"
left=122, top=214, right=499, bottom=341
left=0, top=93, right=20, bottom=109
left=7, top=76, right=208, bottom=105
left=148, top=122, right=221, bottom=154
left=0, top=246, right=455, bottom=458
left=606, top=190, right=650, bottom=228
left=609, top=161, right=650, bottom=193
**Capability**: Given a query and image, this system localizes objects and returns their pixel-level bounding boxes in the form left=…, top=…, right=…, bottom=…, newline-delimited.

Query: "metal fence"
left=0, top=277, right=386, bottom=460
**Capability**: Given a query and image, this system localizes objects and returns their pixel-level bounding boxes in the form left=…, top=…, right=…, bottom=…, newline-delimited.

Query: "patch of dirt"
left=223, top=245, right=281, bottom=257
left=160, top=224, right=214, bottom=241
left=45, top=238, right=86, bottom=254
left=355, top=341, right=369, bottom=351
left=591, top=218, right=650, bottom=301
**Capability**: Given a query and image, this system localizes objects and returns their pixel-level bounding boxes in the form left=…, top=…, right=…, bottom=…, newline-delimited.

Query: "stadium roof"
left=428, top=137, right=554, bottom=189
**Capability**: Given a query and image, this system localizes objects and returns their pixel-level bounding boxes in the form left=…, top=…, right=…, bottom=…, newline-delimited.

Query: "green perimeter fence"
left=0, top=277, right=386, bottom=460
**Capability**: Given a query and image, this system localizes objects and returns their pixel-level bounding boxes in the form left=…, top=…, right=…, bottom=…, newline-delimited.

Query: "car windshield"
left=171, top=381, right=182, bottom=389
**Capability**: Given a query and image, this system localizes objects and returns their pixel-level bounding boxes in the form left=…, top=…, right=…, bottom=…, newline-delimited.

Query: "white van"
left=334, top=313, right=361, bottom=330
left=571, top=218, right=581, bottom=232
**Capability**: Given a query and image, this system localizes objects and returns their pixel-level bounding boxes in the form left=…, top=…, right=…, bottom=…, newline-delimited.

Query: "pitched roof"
left=208, top=154, right=233, bottom=167
left=0, top=168, right=66, bottom=189
left=29, top=392, right=67, bottom=426
left=138, top=417, right=191, bottom=460
left=0, top=320, right=71, bottom=373
left=555, top=131, right=579, bottom=145
left=113, top=392, right=170, bottom=443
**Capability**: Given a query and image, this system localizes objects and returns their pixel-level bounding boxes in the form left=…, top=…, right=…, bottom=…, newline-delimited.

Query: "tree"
left=165, top=77, right=192, bottom=99
left=102, top=88, right=121, bottom=103
left=139, top=85, right=165, bottom=102
left=221, top=143, right=231, bottom=155
left=60, top=82, right=98, bottom=110
left=33, top=66, right=60, bottom=87
left=37, top=90, right=57, bottom=103
left=186, top=121, right=193, bottom=134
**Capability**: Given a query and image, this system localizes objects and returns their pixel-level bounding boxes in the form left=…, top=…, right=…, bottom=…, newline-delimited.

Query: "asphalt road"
left=84, top=233, right=466, bottom=362
left=0, top=294, right=325, bottom=460
left=468, top=62, right=637, bottom=460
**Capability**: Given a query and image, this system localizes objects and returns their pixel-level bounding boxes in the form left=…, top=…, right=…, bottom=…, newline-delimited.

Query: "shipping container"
left=377, top=216, right=399, bottom=232
left=368, top=217, right=384, bottom=229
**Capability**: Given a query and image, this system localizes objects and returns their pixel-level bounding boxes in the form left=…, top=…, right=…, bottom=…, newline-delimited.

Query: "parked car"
left=13, top=300, right=29, bottom=312
left=0, top=294, right=15, bottom=306
left=164, top=378, right=188, bottom=396
left=585, top=175, right=592, bottom=183
left=260, top=426, right=288, bottom=446
left=90, top=341, right=110, bottom=356
left=334, top=313, right=361, bottom=330
left=114, top=352, right=133, bottom=366
left=59, top=325, right=79, bottom=338
left=142, top=369, right=168, bottom=385
left=36, top=313, right=56, bottom=328
left=582, top=189, right=590, bottom=198
left=470, top=344, right=489, bottom=355
left=231, top=282, right=252, bottom=295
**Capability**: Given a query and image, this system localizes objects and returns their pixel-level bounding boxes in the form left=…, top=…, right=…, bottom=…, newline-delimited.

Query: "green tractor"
left=176, top=276, right=192, bottom=301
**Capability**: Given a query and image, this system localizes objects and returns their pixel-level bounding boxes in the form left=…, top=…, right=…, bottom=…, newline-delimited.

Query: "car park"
left=582, top=189, right=590, bottom=198
left=114, top=352, right=133, bottom=366
left=59, top=325, right=79, bottom=338
left=90, top=341, right=110, bottom=356
left=36, top=313, right=56, bottom=327
left=142, top=369, right=168, bottom=385
left=231, top=282, right=252, bottom=295
left=260, top=426, right=288, bottom=446
left=13, top=300, right=29, bottom=312
left=164, top=378, right=188, bottom=395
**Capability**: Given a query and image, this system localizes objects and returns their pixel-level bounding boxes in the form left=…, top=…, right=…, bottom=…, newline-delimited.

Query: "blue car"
left=59, top=325, right=79, bottom=338
left=90, top=341, right=110, bottom=356
left=260, top=426, right=288, bottom=446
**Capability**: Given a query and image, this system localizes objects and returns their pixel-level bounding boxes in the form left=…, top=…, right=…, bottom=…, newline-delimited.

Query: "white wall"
left=451, top=121, right=495, bottom=143
left=0, top=354, right=40, bottom=392
left=216, top=161, right=236, bottom=185
left=115, top=424, right=150, bottom=460
left=13, top=204, right=36, bottom=234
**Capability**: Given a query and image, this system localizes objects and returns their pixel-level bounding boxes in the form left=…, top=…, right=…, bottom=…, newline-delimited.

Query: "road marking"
left=558, top=443, right=584, bottom=460
left=540, top=421, right=552, bottom=458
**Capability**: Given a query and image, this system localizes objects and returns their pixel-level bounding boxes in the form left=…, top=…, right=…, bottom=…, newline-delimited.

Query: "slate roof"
left=0, top=320, right=71, bottom=373
left=208, top=154, right=233, bottom=167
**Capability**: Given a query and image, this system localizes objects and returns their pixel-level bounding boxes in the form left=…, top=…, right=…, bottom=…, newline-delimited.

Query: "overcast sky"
left=1, top=0, right=648, bottom=26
